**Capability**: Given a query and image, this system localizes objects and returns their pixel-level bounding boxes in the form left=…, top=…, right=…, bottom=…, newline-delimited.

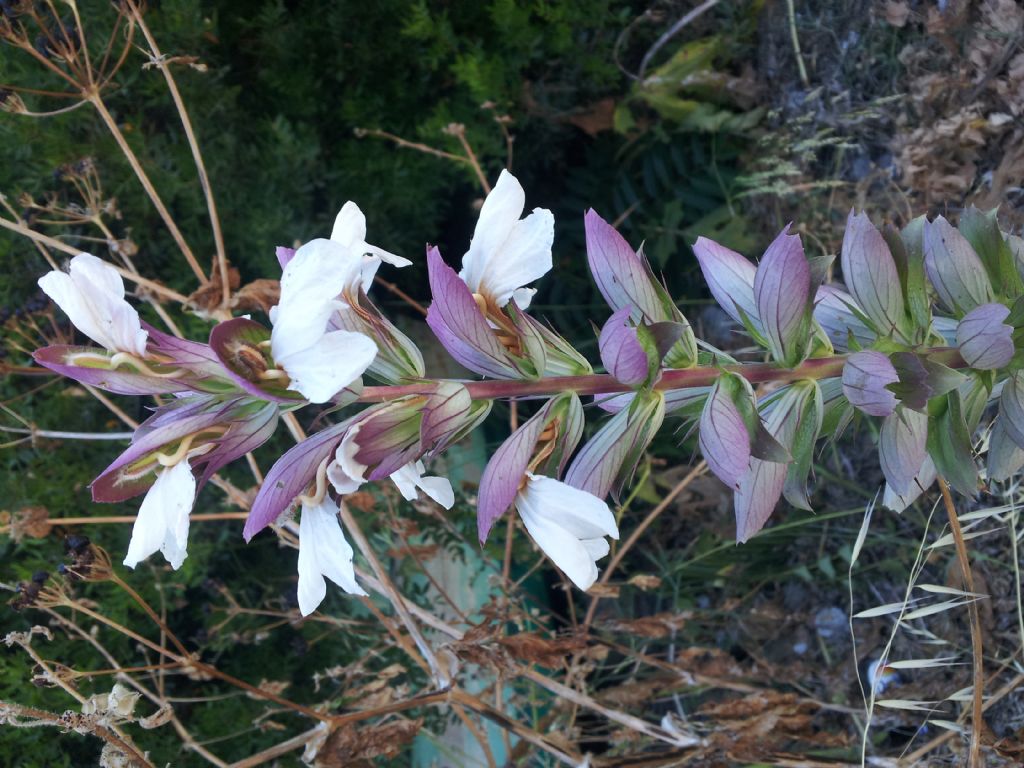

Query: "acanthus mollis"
left=585, top=209, right=697, bottom=368
left=244, top=382, right=489, bottom=540
left=476, top=393, right=617, bottom=590
left=424, top=170, right=591, bottom=380
left=90, top=395, right=279, bottom=569
left=693, top=226, right=832, bottom=364
left=425, top=246, right=590, bottom=379
left=35, top=253, right=238, bottom=396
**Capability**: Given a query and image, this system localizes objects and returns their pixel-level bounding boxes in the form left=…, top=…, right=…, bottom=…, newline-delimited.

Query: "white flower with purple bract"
left=515, top=474, right=618, bottom=591
left=38, top=253, right=148, bottom=356
left=269, top=238, right=377, bottom=403
left=459, top=169, right=553, bottom=309
left=326, top=423, right=455, bottom=508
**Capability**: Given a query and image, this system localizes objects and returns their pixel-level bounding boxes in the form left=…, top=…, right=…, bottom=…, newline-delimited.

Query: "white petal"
left=515, top=476, right=616, bottom=590
left=279, top=329, right=377, bottom=404
left=389, top=461, right=455, bottom=509
left=477, top=208, right=554, bottom=307
left=518, top=498, right=600, bottom=590
left=512, top=287, right=537, bottom=310
left=271, top=239, right=363, bottom=362
left=123, top=461, right=195, bottom=570
left=389, top=462, right=422, bottom=501
left=460, top=169, right=525, bottom=292
left=331, top=202, right=411, bottom=272
left=581, top=537, right=610, bottom=561
left=39, top=254, right=147, bottom=356
left=416, top=476, right=455, bottom=509
left=327, top=425, right=368, bottom=494
left=524, top=474, right=619, bottom=540
left=330, top=202, right=368, bottom=248
left=366, top=246, right=412, bottom=268
left=297, top=498, right=366, bottom=616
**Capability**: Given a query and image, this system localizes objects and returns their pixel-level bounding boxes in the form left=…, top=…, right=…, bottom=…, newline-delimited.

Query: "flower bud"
left=599, top=307, right=650, bottom=386
left=586, top=210, right=696, bottom=366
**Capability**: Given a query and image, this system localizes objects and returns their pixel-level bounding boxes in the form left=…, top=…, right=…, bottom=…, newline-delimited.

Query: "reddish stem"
left=359, top=347, right=964, bottom=403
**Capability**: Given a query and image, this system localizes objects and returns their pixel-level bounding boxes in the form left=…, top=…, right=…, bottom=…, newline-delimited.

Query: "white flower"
left=515, top=473, right=619, bottom=590
left=123, top=460, right=195, bottom=570
left=327, top=427, right=455, bottom=508
left=270, top=239, right=378, bottom=403
left=38, top=253, right=148, bottom=356
left=270, top=201, right=413, bottom=403
left=297, top=497, right=366, bottom=616
left=390, top=460, right=455, bottom=509
left=459, top=170, right=554, bottom=309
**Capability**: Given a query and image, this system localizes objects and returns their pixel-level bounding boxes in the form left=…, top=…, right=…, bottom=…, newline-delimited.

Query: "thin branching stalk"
left=0, top=215, right=191, bottom=303
left=128, top=3, right=230, bottom=309
left=938, top=477, right=985, bottom=767
left=86, top=91, right=206, bottom=284
left=0, top=700, right=154, bottom=767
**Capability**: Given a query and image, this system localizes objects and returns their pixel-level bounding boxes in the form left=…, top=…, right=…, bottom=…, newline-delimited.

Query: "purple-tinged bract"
left=956, top=302, right=1013, bottom=370
left=692, top=237, right=759, bottom=333
left=840, top=211, right=905, bottom=338
left=878, top=408, right=928, bottom=497
left=842, top=350, right=899, bottom=417
left=699, top=375, right=751, bottom=489
left=598, top=307, right=650, bottom=386
left=923, top=215, right=993, bottom=316
left=754, top=226, right=810, bottom=364
left=585, top=209, right=664, bottom=323
left=425, top=246, right=522, bottom=379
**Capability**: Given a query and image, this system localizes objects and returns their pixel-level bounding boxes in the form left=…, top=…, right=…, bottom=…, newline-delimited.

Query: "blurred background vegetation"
left=4, top=0, right=1024, bottom=765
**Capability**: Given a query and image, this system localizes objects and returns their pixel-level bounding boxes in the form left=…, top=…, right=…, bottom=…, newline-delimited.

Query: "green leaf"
left=885, top=217, right=931, bottom=341
left=927, top=393, right=977, bottom=497
left=958, top=207, right=1024, bottom=301
left=783, top=381, right=824, bottom=510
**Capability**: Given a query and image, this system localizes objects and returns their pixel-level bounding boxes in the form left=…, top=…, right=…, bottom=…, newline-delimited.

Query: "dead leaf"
left=232, top=279, right=280, bottom=316
left=564, top=98, right=617, bottom=136
left=187, top=263, right=240, bottom=316
left=316, top=718, right=422, bottom=767
left=9, top=507, right=51, bottom=541
left=627, top=573, right=663, bottom=590
left=256, top=679, right=290, bottom=696
left=496, top=633, right=585, bottom=668
left=605, top=612, right=690, bottom=638
left=586, top=583, right=620, bottom=598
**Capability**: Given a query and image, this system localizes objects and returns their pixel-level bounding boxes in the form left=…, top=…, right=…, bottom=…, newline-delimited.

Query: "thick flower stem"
left=359, top=347, right=966, bottom=403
